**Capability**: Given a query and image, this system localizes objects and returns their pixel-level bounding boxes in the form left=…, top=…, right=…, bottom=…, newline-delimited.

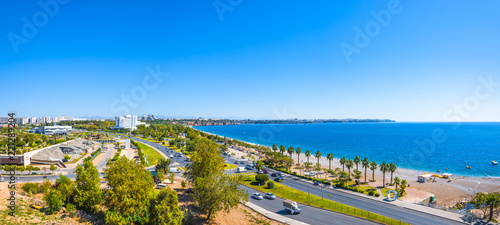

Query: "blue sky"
left=1, top=0, right=500, bottom=121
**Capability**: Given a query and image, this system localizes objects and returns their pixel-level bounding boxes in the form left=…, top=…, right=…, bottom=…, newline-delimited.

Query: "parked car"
left=271, top=172, right=282, bottom=177
left=264, top=193, right=276, bottom=200
left=156, top=183, right=167, bottom=189
left=308, top=171, right=316, bottom=176
left=262, top=169, right=269, bottom=174
left=313, top=181, right=320, bottom=186
left=274, top=177, right=282, bottom=182
left=252, top=193, right=263, bottom=200
left=245, top=164, right=254, bottom=170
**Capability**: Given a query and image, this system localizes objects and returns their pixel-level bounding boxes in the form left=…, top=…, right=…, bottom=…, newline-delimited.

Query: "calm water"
left=195, top=122, right=500, bottom=177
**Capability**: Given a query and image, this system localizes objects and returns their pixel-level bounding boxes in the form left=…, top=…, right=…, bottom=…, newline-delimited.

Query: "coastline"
left=195, top=127, right=500, bottom=206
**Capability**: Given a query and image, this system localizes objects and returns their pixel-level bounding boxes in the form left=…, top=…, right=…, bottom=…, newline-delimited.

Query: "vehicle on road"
left=245, top=164, right=254, bottom=170
left=170, top=167, right=180, bottom=173
left=252, top=193, right=263, bottom=200
left=156, top=183, right=167, bottom=189
left=43, top=175, right=47, bottom=179
left=170, top=154, right=174, bottom=158
left=186, top=188, right=194, bottom=193
left=313, top=181, right=320, bottom=186
left=264, top=193, right=276, bottom=199
left=271, top=172, right=281, bottom=177
left=308, top=171, right=316, bottom=176
left=237, top=167, right=246, bottom=173
left=274, top=177, right=282, bottom=182
left=121, top=146, right=125, bottom=149
left=262, top=169, right=269, bottom=174
left=283, top=200, right=301, bottom=214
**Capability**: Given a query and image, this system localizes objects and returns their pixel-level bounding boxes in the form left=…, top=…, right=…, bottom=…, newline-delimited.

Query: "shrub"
left=375, top=192, right=380, bottom=197
left=40, top=179, right=52, bottom=193
left=21, top=182, right=39, bottom=195
left=66, top=203, right=76, bottom=213
left=267, top=181, right=275, bottom=189
left=368, top=190, right=375, bottom=196
left=255, top=174, right=269, bottom=185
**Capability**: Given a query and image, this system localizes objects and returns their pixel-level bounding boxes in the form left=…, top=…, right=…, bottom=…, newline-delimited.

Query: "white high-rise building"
left=30, top=117, right=37, bottom=124
left=115, top=115, right=147, bottom=130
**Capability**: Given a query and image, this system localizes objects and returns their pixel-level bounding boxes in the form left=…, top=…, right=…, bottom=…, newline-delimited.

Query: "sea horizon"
left=194, top=122, right=500, bottom=177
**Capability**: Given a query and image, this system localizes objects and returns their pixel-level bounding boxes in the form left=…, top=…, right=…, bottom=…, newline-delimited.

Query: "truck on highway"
left=283, top=200, right=301, bottom=215
left=237, top=167, right=246, bottom=173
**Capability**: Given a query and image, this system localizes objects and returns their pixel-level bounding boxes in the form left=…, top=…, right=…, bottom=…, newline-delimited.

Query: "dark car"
left=186, top=188, right=195, bottom=193
left=313, top=181, right=320, bottom=186
left=262, top=169, right=269, bottom=174
left=271, top=172, right=281, bottom=177
left=274, top=177, right=282, bottom=182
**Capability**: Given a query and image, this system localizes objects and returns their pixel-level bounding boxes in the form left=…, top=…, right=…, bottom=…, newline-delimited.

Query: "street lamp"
left=468, top=182, right=480, bottom=195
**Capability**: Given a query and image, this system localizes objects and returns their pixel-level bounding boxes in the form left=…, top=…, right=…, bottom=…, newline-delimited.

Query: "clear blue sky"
left=1, top=0, right=500, bottom=121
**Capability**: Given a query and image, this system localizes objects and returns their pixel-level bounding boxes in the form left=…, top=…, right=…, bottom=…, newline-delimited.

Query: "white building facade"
left=115, top=115, right=147, bottom=130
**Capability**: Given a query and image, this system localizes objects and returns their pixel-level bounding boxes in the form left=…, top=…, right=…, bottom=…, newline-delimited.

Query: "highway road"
left=242, top=185, right=379, bottom=225
left=269, top=169, right=465, bottom=225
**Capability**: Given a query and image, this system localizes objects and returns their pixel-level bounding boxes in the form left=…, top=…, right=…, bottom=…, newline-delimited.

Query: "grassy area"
left=165, top=144, right=182, bottom=152
left=380, top=187, right=393, bottom=198
left=240, top=175, right=409, bottom=225
left=134, top=142, right=165, bottom=165
left=223, top=163, right=237, bottom=170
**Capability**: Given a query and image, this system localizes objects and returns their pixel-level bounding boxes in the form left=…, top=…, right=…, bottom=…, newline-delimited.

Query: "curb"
left=244, top=202, right=309, bottom=225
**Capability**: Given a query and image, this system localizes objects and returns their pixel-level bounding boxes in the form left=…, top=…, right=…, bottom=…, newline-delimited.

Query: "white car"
left=264, top=193, right=276, bottom=200
left=252, top=193, right=263, bottom=200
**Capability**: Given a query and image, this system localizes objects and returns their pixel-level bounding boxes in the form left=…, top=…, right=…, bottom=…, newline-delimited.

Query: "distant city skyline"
left=2, top=1, right=500, bottom=122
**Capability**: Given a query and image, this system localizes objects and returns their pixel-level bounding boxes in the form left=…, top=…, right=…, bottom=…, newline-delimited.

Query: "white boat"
left=492, top=161, right=498, bottom=165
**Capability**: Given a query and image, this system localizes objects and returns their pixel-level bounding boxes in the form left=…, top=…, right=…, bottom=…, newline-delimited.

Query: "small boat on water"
left=493, top=161, right=498, bottom=165
left=466, top=166, right=471, bottom=169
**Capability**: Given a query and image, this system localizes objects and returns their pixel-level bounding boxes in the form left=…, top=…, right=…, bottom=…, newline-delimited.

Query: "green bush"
left=267, top=181, right=275, bottom=189
left=375, top=192, right=380, bottom=197
left=66, top=203, right=76, bottom=213
left=255, top=174, right=269, bottom=185
left=21, top=182, right=39, bottom=195
left=368, top=190, right=375, bottom=196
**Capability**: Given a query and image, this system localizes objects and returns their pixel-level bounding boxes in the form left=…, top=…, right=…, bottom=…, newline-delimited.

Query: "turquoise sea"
left=194, top=122, right=500, bottom=177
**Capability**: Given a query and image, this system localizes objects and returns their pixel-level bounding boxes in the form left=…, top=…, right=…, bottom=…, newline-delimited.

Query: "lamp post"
left=468, top=182, right=480, bottom=196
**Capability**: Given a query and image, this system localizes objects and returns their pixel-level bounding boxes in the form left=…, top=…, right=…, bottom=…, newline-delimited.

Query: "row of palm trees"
left=271, top=144, right=398, bottom=187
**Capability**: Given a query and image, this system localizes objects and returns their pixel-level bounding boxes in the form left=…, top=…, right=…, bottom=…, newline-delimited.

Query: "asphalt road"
left=270, top=169, right=465, bottom=225
left=242, top=185, right=380, bottom=225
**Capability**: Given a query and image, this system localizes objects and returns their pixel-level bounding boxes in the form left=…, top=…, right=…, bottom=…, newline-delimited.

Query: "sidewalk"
left=245, top=202, right=309, bottom=225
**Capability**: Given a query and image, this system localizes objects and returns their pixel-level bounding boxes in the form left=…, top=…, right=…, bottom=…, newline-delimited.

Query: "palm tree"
left=354, top=156, right=361, bottom=171
left=272, top=144, right=278, bottom=152
left=485, top=193, right=500, bottom=221
left=305, top=150, right=311, bottom=164
left=326, top=153, right=334, bottom=170
left=340, top=156, right=347, bottom=172
left=346, top=159, right=354, bottom=179
left=279, top=145, right=286, bottom=155
left=394, top=176, right=401, bottom=191
left=388, top=162, right=397, bottom=185
left=370, top=161, right=378, bottom=182
left=295, top=147, right=302, bottom=164
left=379, top=161, right=389, bottom=187
left=315, top=151, right=322, bottom=164
left=361, top=157, right=370, bottom=183
left=287, top=146, right=295, bottom=160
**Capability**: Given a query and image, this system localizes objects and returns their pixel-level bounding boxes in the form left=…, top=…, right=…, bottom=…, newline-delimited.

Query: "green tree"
left=16, top=165, right=26, bottom=174
left=64, top=154, right=71, bottom=161
left=394, top=176, right=401, bottom=191
left=148, top=188, right=183, bottom=225
left=168, top=172, right=175, bottom=184
left=255, top=161, right=264, bottom=171
left=272, top=144, right=278, bottom=152
left=326, top=153, right=334, bottom=170
left=353, top=156, right=361, bottom=171
left=75, top=158, right=103, bottom=213
left=361, top=157, right=370, bottom=183
left=255, top=174, right=269, bottom=185
left=50, top=164, right=57, bottom=173
left=279, top=145, right=286, bottom=155
left=56, top=174, right=74, bottom=203
left=105, top=156, right=154, bottom=218
left=184, top=141, right=225, bottom=182
left=379, top=162, right=389, bottom=188
left=370, top=161, right=378, bottom=182
left=399, top=179, right=407, bottom=197
left=346, top=159, right=353, bottom=179
left=338, top=171, right=349, bottom=186
left=340, top=156, right=346, bottom=172
left=485, top=192, right=500, bottom=221
left=26, top=165, right=35, bottom=174
left=287, top=146, right=294, bottom=160
left=388, top=162, right=397, bottom=185
left=352, top=169, right=362, bottom=186
left=304, top=150, right=311, bottom=164
left=295, top=147, right=302, bottom=164
left=155, top=158, right=171, bottom=174
left=44, top=189, right=63, bottom=214
left=314, top=150, right=322, bottom=165
left=193, top=173, right=248, bottom=220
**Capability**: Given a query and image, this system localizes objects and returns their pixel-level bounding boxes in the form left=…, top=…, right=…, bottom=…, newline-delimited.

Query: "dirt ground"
left=169, top=177, right=283, bottom=225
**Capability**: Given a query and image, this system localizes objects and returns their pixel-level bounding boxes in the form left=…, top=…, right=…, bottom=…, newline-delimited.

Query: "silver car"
left=264, top=193, right=276, bottom=200
left=252, top=193, right=263, bottom=200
